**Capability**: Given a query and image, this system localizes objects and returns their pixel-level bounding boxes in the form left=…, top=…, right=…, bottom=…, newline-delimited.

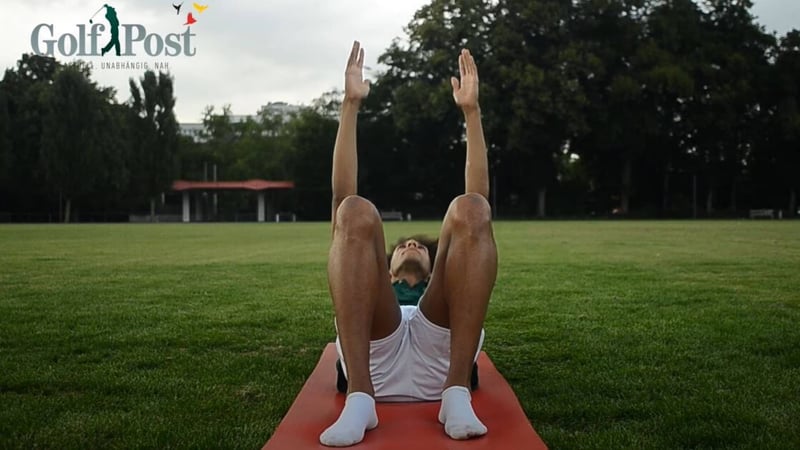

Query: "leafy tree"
left=774, top=31, right=800, bottom=216
left=755, top=30, right=800, bottom=216
left=40, top=63, right=119, bottom=222
left=227, top=107, right=294, bottom=180
left=284, top=105, right=338, bottom=219
left=128, top=71, right=179, bottom=220
left=374, top=0, right=496, bottom=214
left=492, top=0, right=588, bottom=217
left=0, top=54, right=59, bottom=216
left=571, top=0, right=653, bottom=215
left=644, top=0, right=705, bottom=214
left=197, top=104, right=233, bottom=181
left=0, top=90, right=11, bottom=194
left=688, top=0, right=773, bottom=214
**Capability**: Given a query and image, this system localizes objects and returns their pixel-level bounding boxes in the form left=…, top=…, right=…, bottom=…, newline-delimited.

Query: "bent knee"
left=446, top=193, right=492, bottom=233
left=335, top=195, right=382, bottom=236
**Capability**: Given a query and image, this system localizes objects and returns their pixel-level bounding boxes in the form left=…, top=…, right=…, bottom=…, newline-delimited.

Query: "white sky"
left=1, top=0, right=797, bottom=123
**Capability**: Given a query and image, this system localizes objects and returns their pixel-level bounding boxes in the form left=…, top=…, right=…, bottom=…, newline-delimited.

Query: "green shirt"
left=392, top=279, right=428, bottom=306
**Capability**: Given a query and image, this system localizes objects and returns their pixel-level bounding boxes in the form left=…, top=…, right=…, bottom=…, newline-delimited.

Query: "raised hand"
left=450, top=49, right=479, bottom=112
left=344, top=41, right=370, bottom=102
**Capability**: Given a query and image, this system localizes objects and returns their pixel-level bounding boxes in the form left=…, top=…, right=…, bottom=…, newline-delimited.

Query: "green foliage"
left=40, top=63, right=123, bottom=222
left=284, top=107, right=338, bottom=220
left=1, top=0, right=799, bottom=220
left=128, top=71, right=179, bottom=216
left=0, top=55, right=60, bottom=213
left=490, top=0, right=589, bottom=217
left=752, top=30, right=800, bottom=215
left=371, top=0, right=495, bottom=212
left=0, top=90, right=11, bottom=187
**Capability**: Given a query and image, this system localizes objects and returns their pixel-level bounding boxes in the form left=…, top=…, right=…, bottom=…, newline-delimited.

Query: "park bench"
left=749, top=209, right=774, bottom=219
left=380, top=210, right=405, bottom=221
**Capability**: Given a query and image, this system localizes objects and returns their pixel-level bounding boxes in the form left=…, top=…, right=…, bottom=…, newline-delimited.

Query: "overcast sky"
left=2, top=0, right=797, bottom=123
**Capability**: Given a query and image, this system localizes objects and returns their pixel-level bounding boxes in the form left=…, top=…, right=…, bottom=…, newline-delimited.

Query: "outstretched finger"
left=458, top=50, right=465, bottom=79
left=357, top=47, right=365, bottom=68
left=468, top=53, right=477, bottom=76
left=348, top=41, right=360, bottom=66
left=464, top=49, right=473, bottom=76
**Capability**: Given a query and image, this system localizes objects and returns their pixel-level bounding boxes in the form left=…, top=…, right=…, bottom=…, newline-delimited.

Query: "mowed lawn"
left=1, top=221, right=798, bottom=450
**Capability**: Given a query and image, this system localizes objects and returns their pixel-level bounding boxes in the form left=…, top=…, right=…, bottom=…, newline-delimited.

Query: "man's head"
left=387, top=235, right=438, bottom=280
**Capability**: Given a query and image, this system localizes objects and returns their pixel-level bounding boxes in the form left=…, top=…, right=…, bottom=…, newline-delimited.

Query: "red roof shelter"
left=172, top=179, right=295, bottom=222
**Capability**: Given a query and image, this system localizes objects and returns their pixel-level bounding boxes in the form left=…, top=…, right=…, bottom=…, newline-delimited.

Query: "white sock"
left=319, top=392, right=378, bottom=447
left=438, top=385, right=487, bottom=440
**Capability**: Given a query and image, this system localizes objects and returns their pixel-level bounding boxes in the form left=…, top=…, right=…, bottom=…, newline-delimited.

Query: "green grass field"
left=1, top=221, right=799, bottom=449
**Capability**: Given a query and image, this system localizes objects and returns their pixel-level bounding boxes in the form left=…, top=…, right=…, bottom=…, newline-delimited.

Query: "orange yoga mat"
left=262, top=343, right=548, bottom=450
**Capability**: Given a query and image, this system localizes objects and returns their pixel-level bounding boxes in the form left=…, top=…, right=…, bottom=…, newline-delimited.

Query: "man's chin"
left=397, top=259, right=430, bottom=277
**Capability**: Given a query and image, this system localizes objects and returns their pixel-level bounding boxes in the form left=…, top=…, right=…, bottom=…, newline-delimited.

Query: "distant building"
left=178, top=102, right=302, bottom=143
left=259, top=101, right=302, bottom=118
left=179, top=122, right=206, bottom=142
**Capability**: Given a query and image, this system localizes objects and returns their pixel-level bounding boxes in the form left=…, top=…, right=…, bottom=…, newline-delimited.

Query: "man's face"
left=390, top=239, right=431, bottom=277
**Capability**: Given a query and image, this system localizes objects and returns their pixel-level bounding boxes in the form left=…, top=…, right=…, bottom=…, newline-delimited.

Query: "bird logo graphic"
left=172, top=2, right=207, bottom=26
left=184, top=12, right=197, bottom=25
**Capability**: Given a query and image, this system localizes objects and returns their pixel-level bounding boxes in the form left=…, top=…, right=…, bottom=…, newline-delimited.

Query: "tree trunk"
left=692, top=174, right=697, bottom=219
left=706, top=189, right=714, bottom=216
left=621, top=158, right=631, bottom=214
left=64, top=198, right=71, bottom=223
left=729, top=182, right=737, bottom=213
left=662, top=165, right=670, bottom=213
left=790, top=188, right=797, bottom=218
left=150, top=198, right=156, bottom=222
left=537, top=187, right=546, bottom=218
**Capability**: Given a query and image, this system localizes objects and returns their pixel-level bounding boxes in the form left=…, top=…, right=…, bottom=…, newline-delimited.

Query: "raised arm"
left=450, top=49, right=489, bottom=199
left=331, top=41, right=370, bottom=225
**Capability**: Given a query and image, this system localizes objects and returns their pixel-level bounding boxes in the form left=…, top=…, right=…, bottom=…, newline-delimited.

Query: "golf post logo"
left=30, top=2, right=211, bottom=60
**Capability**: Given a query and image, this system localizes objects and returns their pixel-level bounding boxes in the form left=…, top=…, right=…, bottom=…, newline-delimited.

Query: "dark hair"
left=387, top=234, right=439, bottom=269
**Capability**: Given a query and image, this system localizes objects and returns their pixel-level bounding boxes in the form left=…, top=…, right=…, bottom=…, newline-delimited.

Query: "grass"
left=0, top=221, right=798, bottom=449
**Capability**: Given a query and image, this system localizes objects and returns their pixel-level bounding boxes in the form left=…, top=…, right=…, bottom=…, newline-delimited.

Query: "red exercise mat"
left=262, top=343, right=548, bottom=449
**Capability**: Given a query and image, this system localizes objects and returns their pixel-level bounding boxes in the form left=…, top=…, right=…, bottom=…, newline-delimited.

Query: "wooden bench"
left=380, top=211, right=404, bottom=221
left=749, top=209, right=774, bottom=219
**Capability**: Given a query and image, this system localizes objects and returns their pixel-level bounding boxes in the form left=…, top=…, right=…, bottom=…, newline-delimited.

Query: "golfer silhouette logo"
left=89, top=4, right=120, bottom=56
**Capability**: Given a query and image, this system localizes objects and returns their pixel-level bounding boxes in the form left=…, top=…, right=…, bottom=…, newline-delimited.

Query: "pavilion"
left=172, top=179, right=295, bottom=222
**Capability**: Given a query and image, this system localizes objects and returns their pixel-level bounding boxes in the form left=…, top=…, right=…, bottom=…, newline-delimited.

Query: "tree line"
left=1, top=0, right=798, bottom=221
left=0, top=55, right=178, bottom=222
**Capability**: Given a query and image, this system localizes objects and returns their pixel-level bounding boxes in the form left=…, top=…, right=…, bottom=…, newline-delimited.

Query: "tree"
left=644, top=0, right=704, bottom=215
left=373, top=0, right=496, bottom=214
left=687, top=0, right=773, bottom=215
left=128, top=71, right=179, bottom=220
left=755, top=30, right=800, bottom=216
left=40, top=63, right=118, bottom=222
left=571, top=0, right=655, bottom=216
left=0, top=90, right=11, bottom=195
left=0, top=54, right=59, bottom=216
left=492, top=0, right=588, bottom=217
left=774, top=31, right=800, bottom=216
left=284, top=106, right=338, bottom=219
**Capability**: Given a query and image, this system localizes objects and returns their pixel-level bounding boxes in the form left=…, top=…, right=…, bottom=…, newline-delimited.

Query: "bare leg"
left=420, top=193, right=497, bottom=439
left=321, top=195, right=400, bottom=447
